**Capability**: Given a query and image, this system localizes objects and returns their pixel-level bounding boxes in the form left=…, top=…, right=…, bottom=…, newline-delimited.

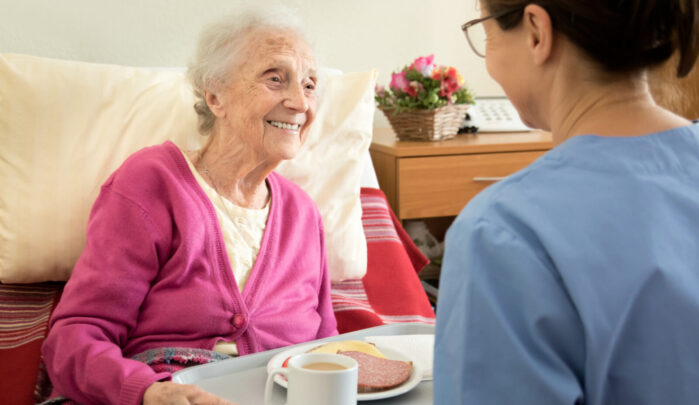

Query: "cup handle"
left=264, top=367, right=289, bottom=405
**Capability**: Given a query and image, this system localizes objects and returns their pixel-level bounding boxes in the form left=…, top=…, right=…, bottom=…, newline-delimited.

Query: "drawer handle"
left=473, top=176, right=507, bottom=182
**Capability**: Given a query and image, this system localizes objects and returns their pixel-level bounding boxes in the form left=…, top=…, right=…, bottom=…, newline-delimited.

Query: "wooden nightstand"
left=370, top=127, right=553, bottom=221
left=370, top=127, right=553, bottom=305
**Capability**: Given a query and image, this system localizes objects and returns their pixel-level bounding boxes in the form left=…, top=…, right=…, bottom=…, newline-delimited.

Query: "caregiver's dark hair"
left=481, top=0, right=699, bottom=78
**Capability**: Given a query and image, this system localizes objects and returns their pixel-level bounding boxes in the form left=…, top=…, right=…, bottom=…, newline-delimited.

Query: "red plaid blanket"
left=331, top=188, right=434, bottom=333
left=0, top=283, right=62, bottom=404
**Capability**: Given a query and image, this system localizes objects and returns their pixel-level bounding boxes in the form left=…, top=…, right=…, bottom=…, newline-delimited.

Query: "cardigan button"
left=232, top=313, right=246, bottom=329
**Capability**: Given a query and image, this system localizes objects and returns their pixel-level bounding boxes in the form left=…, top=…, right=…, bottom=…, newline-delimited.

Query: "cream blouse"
left=182, top=149, right=270, bottom=356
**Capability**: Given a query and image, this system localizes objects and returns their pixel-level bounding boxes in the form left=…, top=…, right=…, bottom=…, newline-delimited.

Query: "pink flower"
left=444, top=67, right=459, bottom=82
left=439, top=67, right=462, bottom=101
left=390, top=71, right=410, bottom=93
left=375, top=85, right=387, bottom=98
left=406, top=80, right=424, bottom=98
left=411, top=54, right=435, bottom=77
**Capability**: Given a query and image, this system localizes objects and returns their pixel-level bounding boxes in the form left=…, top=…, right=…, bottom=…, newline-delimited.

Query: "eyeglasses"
left=461, top=8, right=521, bottom=57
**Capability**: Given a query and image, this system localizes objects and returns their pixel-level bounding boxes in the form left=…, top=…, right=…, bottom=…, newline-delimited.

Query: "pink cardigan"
left=42, top=141, right=338, bottom=405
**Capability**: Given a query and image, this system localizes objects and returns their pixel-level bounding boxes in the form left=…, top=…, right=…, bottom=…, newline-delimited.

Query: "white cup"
left=264, top=352, right=358, bottom=405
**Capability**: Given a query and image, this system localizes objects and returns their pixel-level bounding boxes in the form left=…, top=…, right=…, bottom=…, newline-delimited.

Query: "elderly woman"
left=435, top=0, right=699, bottom=404
left=42, top=8, right=337, bottom=405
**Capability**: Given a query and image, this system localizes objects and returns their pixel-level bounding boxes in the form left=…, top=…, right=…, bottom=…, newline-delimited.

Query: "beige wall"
left=0, top=0, right=504, bottom=127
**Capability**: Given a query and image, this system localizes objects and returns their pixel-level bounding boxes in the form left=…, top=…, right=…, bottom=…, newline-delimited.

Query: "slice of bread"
left=307, top=340, right=387, bottom=359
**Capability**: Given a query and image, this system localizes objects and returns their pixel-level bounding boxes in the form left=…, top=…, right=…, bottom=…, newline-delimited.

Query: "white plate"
left=266, top=342, right=424, bottom=401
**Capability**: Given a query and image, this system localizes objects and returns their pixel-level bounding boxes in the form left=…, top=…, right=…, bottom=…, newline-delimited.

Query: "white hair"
left=187, top=5, right=310, bottom=135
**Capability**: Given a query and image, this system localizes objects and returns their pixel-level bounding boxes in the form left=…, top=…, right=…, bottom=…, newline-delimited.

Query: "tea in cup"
left=302, top=361, right=348, bottom=371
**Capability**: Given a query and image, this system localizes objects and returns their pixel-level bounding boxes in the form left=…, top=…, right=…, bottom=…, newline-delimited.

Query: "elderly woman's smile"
left=266, top=120, right=302, bottom=131
left=267, top=120, right=303, bottom=132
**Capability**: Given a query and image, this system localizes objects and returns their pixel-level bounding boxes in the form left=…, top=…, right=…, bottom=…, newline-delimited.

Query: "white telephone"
left=462, top=97, right=533, bottom=133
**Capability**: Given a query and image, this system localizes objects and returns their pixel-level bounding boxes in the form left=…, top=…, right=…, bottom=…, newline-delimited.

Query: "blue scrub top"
left=435, top=123, right=699, bottom=405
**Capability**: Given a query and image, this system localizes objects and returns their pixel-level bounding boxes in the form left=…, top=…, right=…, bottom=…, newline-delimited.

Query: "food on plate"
left=281, top=340, right=386, bottom=368
left=278, top=340, right=414, bottom=393
left=306, top=340, right=387, bottom=358
left=338, top=350, right=413, bottom=393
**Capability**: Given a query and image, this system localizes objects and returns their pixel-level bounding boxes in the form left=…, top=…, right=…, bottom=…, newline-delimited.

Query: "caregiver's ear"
left=522, top=4, right=553, bottom=65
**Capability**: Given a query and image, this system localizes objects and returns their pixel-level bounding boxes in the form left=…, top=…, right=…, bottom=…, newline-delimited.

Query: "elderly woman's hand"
left=144, top=381, right=237, bottom=405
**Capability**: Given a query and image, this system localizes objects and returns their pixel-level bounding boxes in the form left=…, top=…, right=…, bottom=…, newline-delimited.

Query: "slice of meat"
left=338, top=350, right=413, bottom=393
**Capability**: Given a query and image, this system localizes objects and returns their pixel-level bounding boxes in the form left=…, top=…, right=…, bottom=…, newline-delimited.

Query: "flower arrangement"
left=375, top=55, right=474, bottom=113
left=374, top=55, right=474, bottom=141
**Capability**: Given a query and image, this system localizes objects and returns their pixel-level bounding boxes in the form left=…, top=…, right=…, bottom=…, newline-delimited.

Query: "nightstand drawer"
left=397, top=150, right=545, bottom=219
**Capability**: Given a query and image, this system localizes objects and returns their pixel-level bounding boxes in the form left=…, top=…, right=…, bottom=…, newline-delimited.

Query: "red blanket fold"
left=0, top=283, right=63, bottom=405
left=331, top=188, right=435, bottom=333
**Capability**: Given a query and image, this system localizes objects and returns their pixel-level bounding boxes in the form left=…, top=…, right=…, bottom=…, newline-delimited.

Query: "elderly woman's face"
left=212, top=29, right=317, bottom=162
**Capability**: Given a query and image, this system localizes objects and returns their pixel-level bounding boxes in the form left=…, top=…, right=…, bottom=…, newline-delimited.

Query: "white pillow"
left=0, top=53, right=376, bottom=283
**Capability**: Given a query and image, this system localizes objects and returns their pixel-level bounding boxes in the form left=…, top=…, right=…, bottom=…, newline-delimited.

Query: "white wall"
left=0, top=0, right=504, bottom=127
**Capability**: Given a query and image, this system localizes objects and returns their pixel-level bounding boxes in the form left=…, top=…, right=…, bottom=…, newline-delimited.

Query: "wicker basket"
left=379, top=103, right=470, bottom=141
